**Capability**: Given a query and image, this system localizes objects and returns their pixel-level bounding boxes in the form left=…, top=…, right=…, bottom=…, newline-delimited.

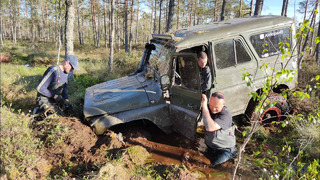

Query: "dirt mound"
left=0, top=53, right=11, bottom=63
left=31, top=116, right=124, bottom=178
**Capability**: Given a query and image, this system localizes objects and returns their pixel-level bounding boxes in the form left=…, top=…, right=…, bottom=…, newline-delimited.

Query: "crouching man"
left=201, top=92, right=237, bottom=167
left=33, top=55, right=79, bottom=118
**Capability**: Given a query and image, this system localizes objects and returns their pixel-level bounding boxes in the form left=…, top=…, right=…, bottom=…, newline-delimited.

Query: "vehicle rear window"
left=250, top=28, right=291, bottom=58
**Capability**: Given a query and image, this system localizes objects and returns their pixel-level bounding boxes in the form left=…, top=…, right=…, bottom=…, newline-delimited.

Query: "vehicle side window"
left=214, top=39, right=251, bottom=69
left=250, top=28, right=291, bottom=58
left=174, top=56, right=198, bottom=90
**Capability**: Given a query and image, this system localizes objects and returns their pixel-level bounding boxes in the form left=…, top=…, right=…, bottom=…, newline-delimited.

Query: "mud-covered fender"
left=90, top=104, right=172, bottom=135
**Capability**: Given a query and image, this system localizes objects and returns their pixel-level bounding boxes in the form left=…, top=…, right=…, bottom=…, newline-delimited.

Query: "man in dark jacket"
left=201, top=92, right=237, bottom=166
left=197, top=52, right=212, bottom=94
left=34, top=55, right=79, bottom=115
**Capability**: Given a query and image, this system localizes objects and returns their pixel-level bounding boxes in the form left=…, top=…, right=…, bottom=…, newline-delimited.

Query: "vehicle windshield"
left=148, top=42, right=172, bottom=76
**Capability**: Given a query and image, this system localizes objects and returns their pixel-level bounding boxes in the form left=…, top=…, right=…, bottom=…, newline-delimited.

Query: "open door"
left=169, top=53, right=202, bottom=140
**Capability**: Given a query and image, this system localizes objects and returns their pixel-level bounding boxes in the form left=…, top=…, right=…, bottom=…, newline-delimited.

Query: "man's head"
left=63, top=55, right=79, bottom=73
left=209, top=92, right=225, bottom=114
left=197, top=52, right=208, bottom=68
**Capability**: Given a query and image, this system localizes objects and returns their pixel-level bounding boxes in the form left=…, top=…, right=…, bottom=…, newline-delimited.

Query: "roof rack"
left=151, top=34, right=175, bottom=40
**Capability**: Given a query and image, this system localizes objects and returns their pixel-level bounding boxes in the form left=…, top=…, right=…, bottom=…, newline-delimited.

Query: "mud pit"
left=32, top=117, right=258, bottom=179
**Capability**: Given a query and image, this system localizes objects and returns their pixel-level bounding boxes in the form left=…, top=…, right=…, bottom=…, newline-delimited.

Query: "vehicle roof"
left=172, top=15, right=294, bottom=51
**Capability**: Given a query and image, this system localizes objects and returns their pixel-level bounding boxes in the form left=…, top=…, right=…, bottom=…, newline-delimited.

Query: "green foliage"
left=0, top=103, right=44, bottom=179
left=238, top=17, right=320, bottom=180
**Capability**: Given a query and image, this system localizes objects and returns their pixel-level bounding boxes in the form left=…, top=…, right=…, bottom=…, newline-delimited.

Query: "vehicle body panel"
left=83, top=15, right=298, bottom=139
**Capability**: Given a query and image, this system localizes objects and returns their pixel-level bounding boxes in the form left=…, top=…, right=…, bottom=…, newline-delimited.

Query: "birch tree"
left=109, top=0, right=115, bottom=71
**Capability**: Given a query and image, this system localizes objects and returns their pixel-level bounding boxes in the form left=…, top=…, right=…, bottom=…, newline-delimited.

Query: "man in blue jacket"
left=34, top=55, right=79, bottom=115
left=201, top=92, right=237, bottom=167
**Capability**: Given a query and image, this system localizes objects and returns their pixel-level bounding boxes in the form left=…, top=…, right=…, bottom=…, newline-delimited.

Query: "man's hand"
left=201, top=94, right=208, bottom=108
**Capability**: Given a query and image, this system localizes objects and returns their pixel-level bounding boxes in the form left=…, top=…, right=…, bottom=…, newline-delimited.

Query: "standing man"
left=34, top=55, right=79, bottom=114
left=201, top=92, right=237, bottom=167
left=197, top=52, right=212, bottom=94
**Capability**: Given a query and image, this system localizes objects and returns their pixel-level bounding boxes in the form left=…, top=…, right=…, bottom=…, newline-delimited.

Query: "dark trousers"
left=207, top=146, right=237, bottom=166
left=36, top=94, right=56, bottom=110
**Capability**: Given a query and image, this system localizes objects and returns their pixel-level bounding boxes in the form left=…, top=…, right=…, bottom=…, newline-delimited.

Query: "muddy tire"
left=245, top=93, right=290, bottom=125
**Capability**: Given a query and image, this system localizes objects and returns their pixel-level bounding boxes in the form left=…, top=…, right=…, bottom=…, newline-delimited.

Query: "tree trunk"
left=189, top=0, right=193, bottom=26
left=10, top=0, right=17, bottom=45
left=316, top=14, right=320, bottom=65
left=57, top=0, right=63, bottom=63
left=150, top=7, right=153, bottom=35
left=117, top=0, right=120, bottom=52
left=97, top=6, right=101, bottom=48
left=281, top=0, right=289, bottom=17
left=116, top=0, right=120, bottom=52
left=135, top=0, right=139, bottom=44
left=109, top=0, right=115, bottom=71
left=220, top=0, right=226, bottom=21
left=105, top=0, right=109, bottom=51
left=65, top=0, right=75, bottom=56
left=176, top=0, right=180, bottom=30
left=239, top=0, right=242, bottom=17
left=25, top=0, right=29, bottom=39
left=40, top=0, right=45, bottom=40
left=129, top=0, right=134, bottom=53
left=254, top=0, right=263, bottom=16
left=153, top=0, right=157, bottom=33
left=46, top=3, right=49, bottom=41
left=76, top=1, right=83, bottom=45
left=166, top=0, right=175, bottom=32
left=250, top=0, right=254, bottom=16
left=214, top=0, right=220, bottom=21
left=193, top=0, right=197, bottom=25
left=303, top=0, right=309, bottom=21
left=0, top=2, right=3, bottom=48
left=30, top=0, right=36, bottom=46
left=158, top=0, right=163, bottom=34
left=124, top=0, right=129, bottom=52
left=91, top=0, right=98, bottom=47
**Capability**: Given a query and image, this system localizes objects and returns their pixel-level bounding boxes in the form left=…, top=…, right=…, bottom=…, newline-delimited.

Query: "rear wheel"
left=245, top=93, right=290, bottom=125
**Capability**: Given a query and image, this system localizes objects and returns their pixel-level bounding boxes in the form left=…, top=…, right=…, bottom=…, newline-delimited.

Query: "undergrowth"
left=0, top=104, right=44, bottom=179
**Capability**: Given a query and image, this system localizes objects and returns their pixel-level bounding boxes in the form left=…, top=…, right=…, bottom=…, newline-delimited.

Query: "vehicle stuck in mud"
left=83, top=16, right=298, bottom=139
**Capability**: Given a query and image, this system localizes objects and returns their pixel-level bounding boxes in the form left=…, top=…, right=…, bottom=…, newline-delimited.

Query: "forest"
left=1, top=0, right=320, bottom=179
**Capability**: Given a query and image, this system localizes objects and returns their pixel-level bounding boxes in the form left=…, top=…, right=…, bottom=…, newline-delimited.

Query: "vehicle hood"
left=83, top=75, right=150, bottom=118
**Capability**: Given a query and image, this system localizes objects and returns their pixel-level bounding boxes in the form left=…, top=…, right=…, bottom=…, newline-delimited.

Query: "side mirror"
left=160, top=75, right=170, bottom=90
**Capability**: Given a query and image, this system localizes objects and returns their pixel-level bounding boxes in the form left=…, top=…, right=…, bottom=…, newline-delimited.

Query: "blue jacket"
left=36, top=65, right=69, bottom=99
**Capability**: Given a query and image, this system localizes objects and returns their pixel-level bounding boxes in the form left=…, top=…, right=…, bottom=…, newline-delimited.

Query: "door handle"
left=188, top=103, right=198, bottom=110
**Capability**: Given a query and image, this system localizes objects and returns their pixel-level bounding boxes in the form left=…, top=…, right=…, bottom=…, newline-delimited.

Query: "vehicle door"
left=169, top=53, right=202, bottom=140
left=210, top=37, right=258, bottom=115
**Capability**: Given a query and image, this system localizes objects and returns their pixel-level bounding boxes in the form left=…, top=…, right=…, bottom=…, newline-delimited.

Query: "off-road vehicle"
left=83, top=16, right=297, bottom=140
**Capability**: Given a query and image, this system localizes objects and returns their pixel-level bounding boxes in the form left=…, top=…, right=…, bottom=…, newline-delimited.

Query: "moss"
left=126, top=146, right=150, bottom=165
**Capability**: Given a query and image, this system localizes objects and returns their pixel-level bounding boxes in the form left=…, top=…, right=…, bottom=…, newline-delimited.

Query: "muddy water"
left=110, top=122, right=257, bottom=179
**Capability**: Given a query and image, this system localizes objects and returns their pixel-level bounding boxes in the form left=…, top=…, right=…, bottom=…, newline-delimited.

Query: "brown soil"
left=0, top=53, right=11, bottom=63
left=30, top=116, right=258, bottom=179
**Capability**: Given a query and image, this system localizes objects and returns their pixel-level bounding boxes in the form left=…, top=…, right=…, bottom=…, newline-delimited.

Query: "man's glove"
left=64, top=101, right=73, bottom=115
